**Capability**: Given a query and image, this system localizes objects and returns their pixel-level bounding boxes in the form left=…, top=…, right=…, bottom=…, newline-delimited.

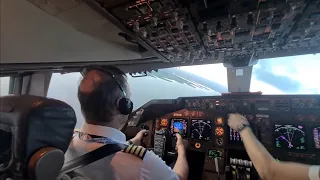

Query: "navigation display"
left=170, top=118, right=188, bottom=137
left=274, top=124, right=307, bottom=151
left=207, top=149, right=223, bottom=158
left=313, top=127, right=320, bottom=149
left=190, top=119, right=212, bottom=141
left=229, top=127, right=242, bottom=143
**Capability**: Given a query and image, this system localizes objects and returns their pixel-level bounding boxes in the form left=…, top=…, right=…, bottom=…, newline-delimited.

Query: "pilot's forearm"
left=241, top=127, right=318, bottom=180
left=127, top=138, right=140, bottom=146
left=239, top=127, right=274, bottom=179
left=173, top=151, right=189, bottom=180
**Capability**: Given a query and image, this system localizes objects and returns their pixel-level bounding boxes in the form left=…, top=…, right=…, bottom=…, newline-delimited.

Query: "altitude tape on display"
left=309, top=166, right=320, bottom=180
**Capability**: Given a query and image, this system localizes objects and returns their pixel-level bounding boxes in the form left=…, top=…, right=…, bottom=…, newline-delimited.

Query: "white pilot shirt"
left=65, top=123, right=180, bottom=180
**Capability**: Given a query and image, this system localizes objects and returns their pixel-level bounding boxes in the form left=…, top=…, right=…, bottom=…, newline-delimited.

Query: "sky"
left=180, top=54, right=320, bottom=95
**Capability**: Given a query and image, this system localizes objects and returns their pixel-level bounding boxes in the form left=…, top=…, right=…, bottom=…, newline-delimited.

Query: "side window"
left=0, top=77, right=11, bottom=96
left=47, top=73, right=84, bottom=128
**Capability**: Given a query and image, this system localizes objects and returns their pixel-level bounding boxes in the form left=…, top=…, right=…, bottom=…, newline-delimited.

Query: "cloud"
left=253, top=60, right=301, bottom=93
left=254, top=54, right=320, bottom=94
left=179, top=64, right=228, bottom=87
left=179, top=53, right=320, bottom=94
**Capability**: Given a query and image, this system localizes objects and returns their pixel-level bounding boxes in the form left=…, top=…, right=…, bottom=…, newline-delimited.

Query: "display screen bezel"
left=228, top=126, right=244, bottom=144
left=190, top=119, right=212, bottom=141
left=273, top=123, right=308, bottom=151
left=207, top=149, right=223, bottom=158
left=312, top=126, right=320, bottom=150
left=170, top=118, right=188, bottom=137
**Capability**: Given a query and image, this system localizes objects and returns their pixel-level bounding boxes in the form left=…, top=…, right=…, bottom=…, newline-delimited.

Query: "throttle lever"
left=167, top=135, right=177, bottom=158
left=167, top=151, right=177, bottom=157
left=140, top=123, right=149, bottom=137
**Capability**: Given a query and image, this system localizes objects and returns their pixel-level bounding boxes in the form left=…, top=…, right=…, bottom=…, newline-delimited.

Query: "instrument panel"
left=144, top=95, right=320, bottom=179
left=156, top=111, right=320, bottom=152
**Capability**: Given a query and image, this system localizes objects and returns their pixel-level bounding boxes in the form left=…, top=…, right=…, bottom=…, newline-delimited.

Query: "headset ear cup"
left=118, top=98, right=133, bottom=115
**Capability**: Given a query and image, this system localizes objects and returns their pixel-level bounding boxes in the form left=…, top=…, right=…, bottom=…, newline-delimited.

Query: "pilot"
left=65, top=67, right=189, bottom=180
left=228, top=113, right=320, bottom=180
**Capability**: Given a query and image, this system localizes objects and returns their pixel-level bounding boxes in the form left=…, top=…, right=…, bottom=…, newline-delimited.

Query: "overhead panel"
left=85, top=0, right=320, bottom=67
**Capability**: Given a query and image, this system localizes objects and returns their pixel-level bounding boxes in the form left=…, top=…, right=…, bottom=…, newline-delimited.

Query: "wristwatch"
left=127, top=140, right=134, bottom=145
left=238, top=124, right=251, bottom=132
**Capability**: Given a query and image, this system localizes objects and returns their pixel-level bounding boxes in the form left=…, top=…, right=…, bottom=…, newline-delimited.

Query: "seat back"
left=0, top=95, right=77, bottom=180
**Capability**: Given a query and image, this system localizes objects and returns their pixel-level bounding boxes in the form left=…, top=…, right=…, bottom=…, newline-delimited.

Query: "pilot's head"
left=78, top=66, right=132, bottom=129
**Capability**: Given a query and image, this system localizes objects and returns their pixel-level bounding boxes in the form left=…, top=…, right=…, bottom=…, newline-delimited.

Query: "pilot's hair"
left=78, top=66, right=128, bottom=123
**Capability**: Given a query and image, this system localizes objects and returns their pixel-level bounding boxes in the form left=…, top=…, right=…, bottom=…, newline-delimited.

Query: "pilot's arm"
left=173, top=133, right=189, bottom=180
left=228, top=113, right=320, bottom=180
left=127, top=130, right=189, bottom=180
left=127, top=129, right=148, bottom=146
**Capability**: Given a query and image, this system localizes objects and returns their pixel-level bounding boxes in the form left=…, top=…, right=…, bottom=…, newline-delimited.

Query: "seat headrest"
left=28, top=147, right=65, bottom=180
left=0, top=95, right=77, bottom=177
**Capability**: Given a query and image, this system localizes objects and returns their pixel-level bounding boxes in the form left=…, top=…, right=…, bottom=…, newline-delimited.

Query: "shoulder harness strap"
left=122, top=145, right=147, bottom=159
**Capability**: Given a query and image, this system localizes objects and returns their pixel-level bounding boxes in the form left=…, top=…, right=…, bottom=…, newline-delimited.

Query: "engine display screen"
left=313, top=127, right=320, bottom=149
left=207, top=149, right=223, bottom=158
left=274, top=124, right=307, bottom=151
left=170, top=118, right=188, bottom=137
left=229, top=127, right=242, bottom=143
left=190, top=119, right=212, bottom=141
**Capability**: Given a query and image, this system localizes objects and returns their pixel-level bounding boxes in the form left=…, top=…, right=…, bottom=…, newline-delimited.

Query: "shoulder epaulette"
left=122, top=145, right=147, bottom=159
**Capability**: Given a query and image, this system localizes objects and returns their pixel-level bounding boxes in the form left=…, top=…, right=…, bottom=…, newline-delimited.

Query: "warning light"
left=216, top=117, right=223, bottom=125
left=215, top=127, right=224, bottom=136
left=195, top=143, right=201, bottom=149
left=160, top=119, right=168, bottom=127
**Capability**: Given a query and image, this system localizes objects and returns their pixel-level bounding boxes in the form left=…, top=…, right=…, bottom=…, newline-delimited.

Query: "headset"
left=82, top=67, right=133, bottom=115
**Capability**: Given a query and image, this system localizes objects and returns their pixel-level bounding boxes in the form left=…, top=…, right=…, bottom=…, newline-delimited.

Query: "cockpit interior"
left=1, top=0, right=320, bottom=179
left=125, top=94, right=320, bottom=180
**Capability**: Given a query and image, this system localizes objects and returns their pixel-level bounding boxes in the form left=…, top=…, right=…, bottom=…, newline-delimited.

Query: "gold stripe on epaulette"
left=130, top=146, right=138, bottom=154
left=122, top=145, right=147, bottom=159
left=125, top=145, right=133, bottom=153
left=134, top=146, right=142, bottom=156
left=139, top=147, right=146, bottom=159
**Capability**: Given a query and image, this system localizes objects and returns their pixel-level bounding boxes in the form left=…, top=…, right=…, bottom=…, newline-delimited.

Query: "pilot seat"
left=0, top=95, right=77, bottom=180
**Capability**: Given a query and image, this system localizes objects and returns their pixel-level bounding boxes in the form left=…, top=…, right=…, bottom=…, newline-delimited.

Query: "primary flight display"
left=190, top=119, right=212, bottom=141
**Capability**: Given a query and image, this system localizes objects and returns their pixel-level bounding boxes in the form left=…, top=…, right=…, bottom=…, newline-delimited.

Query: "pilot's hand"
left=228, top=113, right=249, bottom=131
left=175, top=133, right=188, bottom=155
left=129, top=129, right=148, bottom=146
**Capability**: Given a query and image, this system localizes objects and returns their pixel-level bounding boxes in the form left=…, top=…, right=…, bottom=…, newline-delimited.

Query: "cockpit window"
left=47, top=55, right=320, bottom=127
left=0, top=77, right=11, bottom=96
left=181, top=54, right=320, bottom=94
left=251, top=54, right=320, bottom=94
left=47, top=66, right=222, bottom=127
